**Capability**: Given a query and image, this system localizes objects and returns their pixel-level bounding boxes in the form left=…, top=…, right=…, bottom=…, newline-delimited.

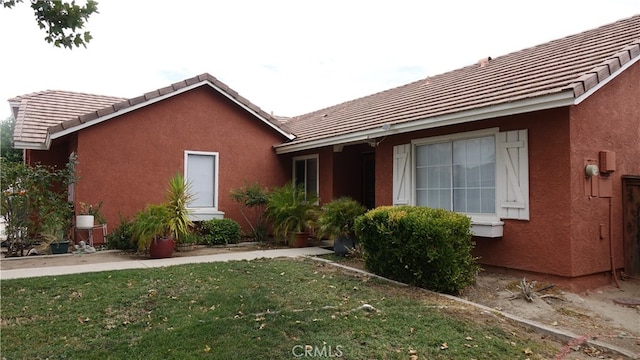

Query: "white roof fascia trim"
left=275, top=91, right=575, bottom=154
left=48, top=80, right=295, bottom=145
left=275, top=133, right=372, bottom=154
left=574, top=54, right=640, bottom=105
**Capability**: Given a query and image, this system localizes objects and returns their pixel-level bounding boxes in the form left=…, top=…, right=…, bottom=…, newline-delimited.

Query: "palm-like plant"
left=166, top=173, right=193, bottom=243
left=317, top=197, right=366, bottom=239
left=265, top=182, right=318, bottom=243
left=131, top=173, right=194, bottom=252
left=131, top=204, right=171, bottom=251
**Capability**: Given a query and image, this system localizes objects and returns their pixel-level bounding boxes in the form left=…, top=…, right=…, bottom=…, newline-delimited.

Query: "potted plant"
left=176, top=231, right=198, bottom=252
left=265, top=182, right=318, bottom=247
left=76, top=201, right=106, bottom=229
left=41, top=204, right=74, bottom=255
left=131, top=173, right=193, bottom=258
left=317, top=197, right=366, bottom=255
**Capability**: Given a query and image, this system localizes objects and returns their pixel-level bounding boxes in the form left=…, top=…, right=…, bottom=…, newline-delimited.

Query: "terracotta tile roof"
left=10, top=74, right=293, bottom=149
left=9, top=91, right=125, bottom=146
left=278, top=14, right=640, bottom=149
left=46, top=73, right=293, bottom=141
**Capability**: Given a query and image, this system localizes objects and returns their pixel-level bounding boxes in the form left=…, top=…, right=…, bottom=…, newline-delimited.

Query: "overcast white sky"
left=1, top=0, right=639, bottom=121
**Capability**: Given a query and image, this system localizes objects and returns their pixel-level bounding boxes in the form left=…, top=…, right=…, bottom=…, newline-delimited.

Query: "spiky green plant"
left=265, top=182, right=318, bottom=244
left=166, top=173, right=193, bottom=243
left=131, top=174, right=194, bottom=251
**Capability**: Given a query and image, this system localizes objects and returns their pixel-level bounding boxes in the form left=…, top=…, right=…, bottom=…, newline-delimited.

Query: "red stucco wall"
left=568, top=61, right=640, bottom=282
left=66, top=86, right=288, bottom=239
left=374, top=110, right=575, bottom=278
left=369, top=63, right=639, bottom=289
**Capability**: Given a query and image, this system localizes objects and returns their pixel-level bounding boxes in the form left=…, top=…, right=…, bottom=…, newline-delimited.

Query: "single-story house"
left=9, top=15, right=640, bottom=291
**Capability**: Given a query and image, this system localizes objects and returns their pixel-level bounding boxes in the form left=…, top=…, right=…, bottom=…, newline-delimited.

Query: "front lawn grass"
left=1, top=258, right=557, bottom=359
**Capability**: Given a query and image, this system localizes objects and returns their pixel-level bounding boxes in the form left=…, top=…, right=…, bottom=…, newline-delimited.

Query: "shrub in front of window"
left=355, top=206, right=478, bottom=294
left=202, top=218, right=241, bottom=245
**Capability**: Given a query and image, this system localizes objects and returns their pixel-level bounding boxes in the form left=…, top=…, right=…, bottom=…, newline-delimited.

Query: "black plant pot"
left=50, top=241, right=70, bottom=255
left=333, top=236, right=354, bottom=256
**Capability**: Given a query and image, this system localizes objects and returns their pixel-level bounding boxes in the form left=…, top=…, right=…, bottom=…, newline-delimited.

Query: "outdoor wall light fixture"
left=585, top=164, right=599, bottom=178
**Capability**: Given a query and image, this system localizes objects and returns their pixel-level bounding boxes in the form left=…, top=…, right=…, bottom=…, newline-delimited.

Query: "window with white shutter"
left=496, top=130, right=529, bottom=220
left=391, top=128, right=530, bottom=237
left=393, top=144, right=411, bottom=205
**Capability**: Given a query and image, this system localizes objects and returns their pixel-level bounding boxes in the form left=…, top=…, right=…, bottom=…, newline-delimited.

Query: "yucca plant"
left=131, top=173, right=194, bottom=255
left=166, top=173, right=194, bottom=243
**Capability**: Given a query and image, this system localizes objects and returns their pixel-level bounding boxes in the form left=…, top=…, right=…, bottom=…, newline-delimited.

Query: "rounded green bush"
left=355, top=206, right=478, bottom=294
left=201, top=218, right=242, bottom=245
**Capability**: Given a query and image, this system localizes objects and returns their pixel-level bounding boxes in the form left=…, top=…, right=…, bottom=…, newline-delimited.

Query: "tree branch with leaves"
left=2, top=0, right=98, bottom=49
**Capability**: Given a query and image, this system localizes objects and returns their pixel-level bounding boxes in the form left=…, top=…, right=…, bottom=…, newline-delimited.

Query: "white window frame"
left=184, top=150, right=224, bottom=221
left=410, top=128, right=505, bottom=237
left=292, top=154, right=319, bottom=201
left=412, top=128, right=498, bottom=215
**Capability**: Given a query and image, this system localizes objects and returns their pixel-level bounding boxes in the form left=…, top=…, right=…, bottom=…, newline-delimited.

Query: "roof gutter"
left=46, top=80, right=295, bottom=148
left=274, top=90, right=575, bottom=154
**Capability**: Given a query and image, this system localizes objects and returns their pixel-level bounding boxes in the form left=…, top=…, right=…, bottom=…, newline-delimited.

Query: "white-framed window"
left=415, top=134, right=496, bottom=214
left=293, top=154, right=318, bottom=200
left=184, top=151, right=223, bottom=221
left=393, top=128, right=529, bottom=237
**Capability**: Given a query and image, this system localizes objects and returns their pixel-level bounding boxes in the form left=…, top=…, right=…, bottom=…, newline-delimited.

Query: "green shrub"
left=355, top=206, right=478, bottom=294
left=106, top=214, right=136, bottom=251
left=201, top=218, right=241, bottom=245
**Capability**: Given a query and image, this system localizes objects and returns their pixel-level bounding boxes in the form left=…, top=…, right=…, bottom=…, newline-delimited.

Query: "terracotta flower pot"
left=292, top=232, right=309, bottom=248
left=149, top=238, right=175, bottom=259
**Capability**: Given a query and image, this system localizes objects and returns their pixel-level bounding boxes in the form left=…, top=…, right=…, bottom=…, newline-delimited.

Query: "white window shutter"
left=393, top=144, right=411, bottom=205
left=496, top=130, right=529, bottom=220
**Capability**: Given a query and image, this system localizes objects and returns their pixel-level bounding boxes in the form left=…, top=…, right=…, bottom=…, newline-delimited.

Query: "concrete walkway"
left=0, top=247, right=334, bottom=280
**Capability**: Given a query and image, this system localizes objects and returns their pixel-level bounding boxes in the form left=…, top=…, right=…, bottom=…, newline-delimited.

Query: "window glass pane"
left=417, top=136, right=494, bottom=214
left=426, top=144, right=440, bottom=165
left=294, top=160, right=305, bottom=188
left=465, top=138, right=481, bottom=164
left=294, top=157, right=318, bottom=201
left=307, top=158, right=318, bottom=197
left=466, top=189, right=480, bottom=213
left=426, top=190, right=440, bottom=208
left=187, top=154, right=215, bottom=208
left=427, top=166, right=440, bottom=188
left=416, top=189, right=428, bottom=206
left=438, top=143, right=452, bottom=165
left=439, top=166, right=451, bottom=187
left=439, top=190, right=452, bottom=210
left=467, top=165, right=481, bottom=187
left=481, top=137, right=495, bottom=163
left=415, top=145, right=429, bottom=167
left=416, top=167, right=428, bottom=189
left=453, top=189, right=466, bottom=211
left=453, top=165, right=465, bottom=188
left=481, top=189, right=495, bottom=213
left=481, top=162, right=495, bottom=187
